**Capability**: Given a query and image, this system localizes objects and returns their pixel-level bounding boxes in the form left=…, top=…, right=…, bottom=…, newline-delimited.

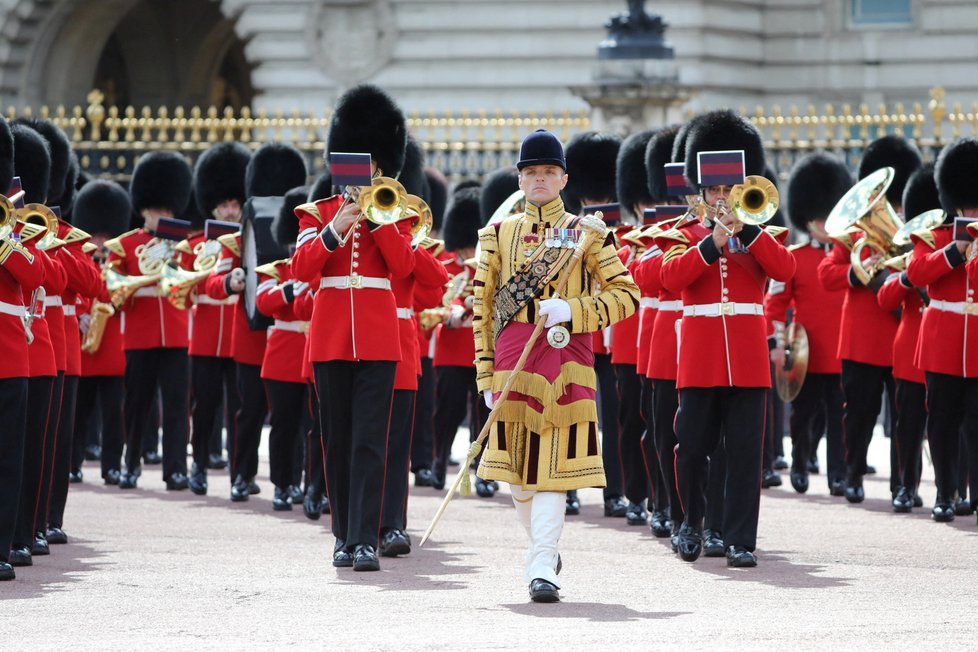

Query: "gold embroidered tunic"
left=472, top=198, right=640, bottom=490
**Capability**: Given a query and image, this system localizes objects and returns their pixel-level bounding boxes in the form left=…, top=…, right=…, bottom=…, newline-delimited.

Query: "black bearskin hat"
left=274, top=185, right=309, bottom=249
left=480, top=166, right=519, bottom=225
left=180, top=189, right=206, bottom=230
left=936, top=138, right=978, bottom=214
left=857, top=135, right=922, bottom=207
left=245, top=143, right=308, bottom=199
left=564, top=131, right=621, bottom=205
left=616, top=130, right=656, bottom=221
left=307, top=173, right=333, bottom=202
left=398, top=137, right=426, bottom=196
left=194, top=142, right=251, bottom=215
left=671, top=114, right=706, bottom=165
left=785, top=153, right=852, bottom=232
left=130, top=150, right=193, bottom=215
left=13, top=118, right=72, bottom=203
left=327, top=84, right=407, bottom=178
left=11, top=123, right=51, bottom=204
left=424, top=167, right=448, bottom=233
left=645, top=125, right=680, bottom=201
left=0, top=116, right=13, bottom=194
left=443, top=186, right=481, bottom=251
left=683, top=109, right=765, bottom=189
left=902, top=163, right=942, bottom=222
left=72, top=179, right=133, bottom=237
left=57, top=152, right=81, bottom=216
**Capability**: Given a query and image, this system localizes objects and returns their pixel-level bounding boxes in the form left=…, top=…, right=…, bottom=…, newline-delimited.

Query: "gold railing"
left=6, top=86, right=978, bottom=181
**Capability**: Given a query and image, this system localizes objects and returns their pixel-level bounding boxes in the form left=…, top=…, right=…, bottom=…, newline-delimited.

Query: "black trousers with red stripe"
left=615, top=363, right=649, bottom=505
left=0, top=377, right=28, bottom=562
left=13, top=375, right=55, bottom=549
left=190, top=355, right=238, bottom=469
left=840, top=360, right=893, bottom=479
left=73, top=376, right=125, bottom=479
left=232, top=362, right=267, bottom=482
left=265, top=379, right=308, bottom=490
left=382, top=389, right=416, bottom=531
left=34, top=372, right=64, bottom=535
left=304, top=387, right=325, bottom=496
left=640, top=377, right=668, bottom=513
left=651, top=378, right=682, bottom=525
left=925, top=372, right=978, bottom=502
left=892, top=378, right=926, bottom=496
left=432, top=365, right=487, bottom=475
left=675, top=386, right=765, bottom=551
left=47, top=374, right=78, bottom=529
left=315, top=360, right=395, bottom=549
left=790, top=372, right=845, bottom=485
left=595, top=353, right=623, bottom=499
left=124, top=348, right=189, bottom=480
left=410, top=357, right=435, bottom=473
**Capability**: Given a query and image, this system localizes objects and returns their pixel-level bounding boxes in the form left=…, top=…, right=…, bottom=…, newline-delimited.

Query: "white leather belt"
left=929, top=299, right=978, bottom=316
left=396, top=307, right=414, bottom=320
left=683, top=302, right=764, bottom=317
left=658, top=300, right=683, bottom=312
left=320, top=275, right=390, bottom=291
left=0, top=300, right=26, bottom=318
left=273, top=319, right=308, bottom=333
left=640, top=298, right=659, bottom=309
left=63, top=306, right=76, bottom=316
left=44, top=296, right=62, bottom=308
left=134, top=287, right=158, bottom=298
left=196, top=294, right=239, bottom=306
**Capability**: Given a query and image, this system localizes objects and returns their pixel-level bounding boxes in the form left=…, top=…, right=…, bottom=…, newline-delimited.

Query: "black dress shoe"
left=379, top=529, right=411, bottom=557
left=565, top=490, right=581, bottom=516
left=726, top=545, right=757, bottom=568
left=303, top=489, right=323, bottom=520
left=46, top=527, right=68, bottom=544
left=761, top=468, right=782, bottom=488
left=649, top=510, right=672, bottom=538
left=865, top=464, right=877, bottom=475
left=670, top=523, right=681, bottom=553
left=322, top=495, right=331, bottom=514
left=230, top=475, right=250, bottom=502
left=166, top=473, right=190, bottom=491
left=69, top=470, right=83, bottom=483
left=845, top=475, right=864, bottom=503
left=807, top=455, right=820, bottom=475
left=529, top=578, right=560, bottom=603
left=118, top=471, right=138, bottom=489
left=332, top=540, right=353, bottom=568
left=603, top=496, right=627, bottom=517
left=790, top=470, right=809, bottom=494
left=84, top=444, right=101, bottom=461
left=829, top=478, right=846, bottom=497
left=431, top=461, right=446, bottom=491
left=912, top=492, right=924, bottom=508
left=0, top=561, right=14, bottom=581
left=625, top=501, right=648, bottom=526
left=287, top=485, right=303, bottom=504
left=247, top=479, right=261, bottom=495
left=353, top=544, right=380, bottom=571
left=143, top=451, right=162, bottom=465
left=932, top=500, right=955, bottom=522
left=206, top=453, right=228, bottom=470
left=703, top=529, right=725, bottom=557
left=414, top=468, right=435, bottom=487
left=953, top=496, right=974, bottom=516
left=189, top=464, right=207, bottom=495
left=272, top=487, right=293, bottom=511
left=104, top=469, right=121, bottom=485
left=475, top=477, right=497, bottom=498
left=448, top=456, right=460, bottom=467
left=773, top=455, right=788, bottom=471
left=32, top=532, right=50, bottom=556
left=8, top=547, right=32, bottom=567
left=676, top=524, right=702, bottom=562
left=892, top=486, right=913, bottom=513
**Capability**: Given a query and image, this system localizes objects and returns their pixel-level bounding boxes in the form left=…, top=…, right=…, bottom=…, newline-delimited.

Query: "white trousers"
left=510, top=485, right=564, bottom=588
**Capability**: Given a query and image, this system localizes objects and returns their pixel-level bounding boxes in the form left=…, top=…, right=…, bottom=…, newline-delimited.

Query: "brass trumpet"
left=357, top=176, right=408, bottom=225
left=701, top=176, right=780, bottom=233
left=0, top=194, right=16, bottom=240
left=16, top=203, right=66, bottom=251
left=404, top=194, right=433, bottom=248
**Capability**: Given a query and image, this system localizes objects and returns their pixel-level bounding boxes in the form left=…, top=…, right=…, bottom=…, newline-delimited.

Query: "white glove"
left=483, top=389, right=494, bottom=410
left=538, top=298, right=571, bottom=328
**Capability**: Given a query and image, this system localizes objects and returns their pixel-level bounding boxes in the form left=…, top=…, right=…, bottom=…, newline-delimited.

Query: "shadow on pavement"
left=0, top=538, right=110, bottom=601
left=329, top=538, right=480, bottom=591
left=684, top=550, right=851, bottom=589
left=501, top=602, right=689, bottom=621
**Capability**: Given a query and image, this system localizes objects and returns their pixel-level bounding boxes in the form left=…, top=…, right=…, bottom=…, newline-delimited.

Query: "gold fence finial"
left=929, top=86, right=947, bottom=142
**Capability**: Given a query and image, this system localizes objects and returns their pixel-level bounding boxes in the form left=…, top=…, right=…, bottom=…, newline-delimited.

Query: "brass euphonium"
left=80, top=301, right=116, bottom=354
left=882, top=208, right=947, bottom=270
left=825, top=167, right=904, bottom=285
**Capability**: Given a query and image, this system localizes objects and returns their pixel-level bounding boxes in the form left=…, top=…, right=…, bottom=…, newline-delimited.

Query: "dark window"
left=851, top=0, right=912, bottom=25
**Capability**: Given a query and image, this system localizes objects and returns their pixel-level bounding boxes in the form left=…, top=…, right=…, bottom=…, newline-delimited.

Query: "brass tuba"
left=825, top=167, right=904, bottom=285
left=80, top=301, right=116, bottom=353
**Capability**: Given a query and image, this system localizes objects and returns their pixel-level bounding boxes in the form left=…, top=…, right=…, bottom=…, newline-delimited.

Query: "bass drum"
left=241, top=195, right=289, bottom=331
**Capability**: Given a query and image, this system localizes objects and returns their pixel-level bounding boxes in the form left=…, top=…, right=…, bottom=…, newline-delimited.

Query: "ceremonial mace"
left=420, top=214, right=608, bottom=546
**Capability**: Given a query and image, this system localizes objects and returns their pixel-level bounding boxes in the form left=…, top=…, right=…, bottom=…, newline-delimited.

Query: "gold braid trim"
left=490, top=361, right=597, bottom=430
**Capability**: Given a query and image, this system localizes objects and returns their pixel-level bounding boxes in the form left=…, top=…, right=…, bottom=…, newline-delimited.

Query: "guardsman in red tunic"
left=765, top=153, right=851, bottom=495
left=817, top=135, right=920, bottom=503
left=659, top=111, right=795, bottom=568
left=107, top=151, right=194, bottom=490
left=71, top=181, right=131, bottom=487
left=0, top=117, right=48, bottom=580
left=291, top=85, right=415, bottom=571
left=562, top=131, right=625, bottom=517
left=908, top=138, right=978, bottom=522
left=431, top=187, right=490, bottom=493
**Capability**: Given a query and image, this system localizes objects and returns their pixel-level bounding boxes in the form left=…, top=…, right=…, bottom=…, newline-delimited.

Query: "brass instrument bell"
left=357, top=176, right=408, bottom=225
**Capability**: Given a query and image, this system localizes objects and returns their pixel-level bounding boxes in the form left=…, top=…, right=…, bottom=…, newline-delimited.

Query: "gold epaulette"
left=217, top=233, right=240, bottom=257
left=662, top=242, right=688, bottom=263
left=764, top=225, right=789, bottom=243
left=64, top=226, right=91, bottom=245
left=788, top=242, right=808, bottom=252
left=295, top=201, right=325, bottom=225
left=81, top=242, right=98, bottom=254
left=420, top=237, right=445, bottom=256
left=911, top=228, right=937, bottom=249
left=255, top=261, right=285, bottom=281
left=174, top=239, right=193, bottom=255
left=105, top=228, right=140, bottom=257
left=18, top=223, right=46, bottom=244
left=656, top=227, right=689, bottom=244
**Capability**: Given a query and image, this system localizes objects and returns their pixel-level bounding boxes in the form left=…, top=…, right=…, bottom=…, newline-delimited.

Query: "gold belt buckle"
left=346, top=274, right=362, bottom=289
left=964, top=302, right=978, bottom=316
left=720, top=302, right=735, bottom=316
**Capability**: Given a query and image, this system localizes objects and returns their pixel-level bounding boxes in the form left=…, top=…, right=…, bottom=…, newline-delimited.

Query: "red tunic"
left=877, top=272, right=925, bottom=384
left=610, top=245, right=640, bottom=366
left=660, top=221, right=796, bottom=388
left=185, top=233, right=236, bottom=359
left=433, top=255, right=476, bottom=368
left=764, top=242, right=845, bottom=375
left=907, top=225, right=978, bottom=377
left=817, top=234, right=898, bottom=367
left=392, top=245, right=451, bottom=390
left=58, top=237, right=103, bottom=376
left=292, top=278, right=317, bottom=383
left=202, top=233, right=267, bottom=366
left=632, top=243, right=662, bottom=378
left=0, top=237, right=45, bottom=378
left=256, top=260, right=307, bottom=384
left=22, top=245, right=62, bottom=378
left=291, top=196, right=415, bottom=362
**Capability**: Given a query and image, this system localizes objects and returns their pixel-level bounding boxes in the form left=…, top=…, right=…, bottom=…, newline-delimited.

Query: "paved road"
left=3, top=433, right=976, bottom=650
